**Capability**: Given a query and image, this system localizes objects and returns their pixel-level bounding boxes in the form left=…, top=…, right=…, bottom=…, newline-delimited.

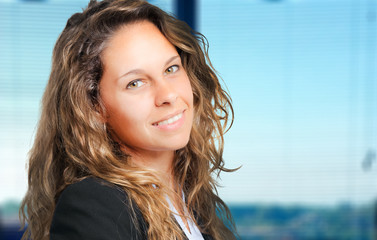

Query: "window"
left=199, top=0, right=376, bottom=238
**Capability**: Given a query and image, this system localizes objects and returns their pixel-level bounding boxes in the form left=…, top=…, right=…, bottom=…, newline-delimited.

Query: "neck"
left=127, top=149, right=176, bottom=190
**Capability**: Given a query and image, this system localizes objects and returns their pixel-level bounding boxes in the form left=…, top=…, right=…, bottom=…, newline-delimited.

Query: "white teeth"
left=156, top=113, right=183, bottom=126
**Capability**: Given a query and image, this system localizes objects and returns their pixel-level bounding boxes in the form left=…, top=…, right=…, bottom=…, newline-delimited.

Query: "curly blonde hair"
left=20, top=0, right=236, bottom=239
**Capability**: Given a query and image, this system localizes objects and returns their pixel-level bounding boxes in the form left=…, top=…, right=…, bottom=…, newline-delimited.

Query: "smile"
left=153, top=112, right=183, bottom=126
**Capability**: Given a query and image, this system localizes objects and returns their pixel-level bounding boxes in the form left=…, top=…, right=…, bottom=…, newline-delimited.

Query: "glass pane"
left=199, top=0, right=377, bottom=239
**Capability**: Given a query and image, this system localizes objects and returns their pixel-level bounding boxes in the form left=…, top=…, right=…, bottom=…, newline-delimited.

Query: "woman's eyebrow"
left=164, top=55, right=180, bottom=66
left=118, top=69, right=144, bottom=80
left=117, top=55, right=180, bottom=81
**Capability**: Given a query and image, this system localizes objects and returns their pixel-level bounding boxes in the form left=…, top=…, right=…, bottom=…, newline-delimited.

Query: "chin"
left=169, top=135, right=191, bottom=151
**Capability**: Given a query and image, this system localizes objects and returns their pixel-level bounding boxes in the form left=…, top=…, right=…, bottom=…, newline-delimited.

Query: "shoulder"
left=56, top=177, right=126, bottom=206
left=50, top=177, right=147, bottom=240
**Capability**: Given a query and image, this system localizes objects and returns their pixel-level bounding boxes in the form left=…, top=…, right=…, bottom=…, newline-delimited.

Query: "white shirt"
left=166, top=192, right=205, bottom=240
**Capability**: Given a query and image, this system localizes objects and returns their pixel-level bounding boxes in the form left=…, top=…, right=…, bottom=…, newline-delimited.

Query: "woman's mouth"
left=153, top=112, right=183, bottom=126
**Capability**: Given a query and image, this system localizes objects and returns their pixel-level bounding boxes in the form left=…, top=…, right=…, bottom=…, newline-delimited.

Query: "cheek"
left=180, top=77, right=194, bottom=105
left=182, top=73, right=198, bottom=106
left=107, top=96, right=151, bottom=128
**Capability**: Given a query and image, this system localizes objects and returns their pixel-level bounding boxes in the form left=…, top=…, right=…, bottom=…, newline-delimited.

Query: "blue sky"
left=0, top=0, right=376, bottom=206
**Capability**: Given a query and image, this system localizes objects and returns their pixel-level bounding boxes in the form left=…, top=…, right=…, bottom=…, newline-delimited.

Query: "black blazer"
left=50, top=177, right=213, bottom=240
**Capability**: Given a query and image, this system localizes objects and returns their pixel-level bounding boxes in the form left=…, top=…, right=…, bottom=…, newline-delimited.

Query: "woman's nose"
left=154, top=79, right=178, bottom=106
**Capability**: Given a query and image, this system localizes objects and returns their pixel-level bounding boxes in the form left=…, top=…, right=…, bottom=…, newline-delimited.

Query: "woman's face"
left=100, top=21, right=194, bottom=157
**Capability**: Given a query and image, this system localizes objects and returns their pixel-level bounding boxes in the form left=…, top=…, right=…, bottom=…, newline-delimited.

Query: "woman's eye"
left=126, top=80, right=145, bottom=89
left=165, top=65, right=179, bottom=75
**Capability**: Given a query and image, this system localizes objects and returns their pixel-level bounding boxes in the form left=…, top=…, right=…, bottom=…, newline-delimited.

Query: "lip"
left=152, top=110, right=186, bottom=130
left=153, top=110, right=185, bottom=124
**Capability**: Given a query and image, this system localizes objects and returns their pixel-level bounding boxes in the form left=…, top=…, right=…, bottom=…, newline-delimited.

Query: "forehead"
left=101, top=21, right=177, bottom=66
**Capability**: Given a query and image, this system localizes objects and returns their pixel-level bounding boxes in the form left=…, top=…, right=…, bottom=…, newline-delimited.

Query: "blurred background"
left=0, top=0, right=376, bottom=239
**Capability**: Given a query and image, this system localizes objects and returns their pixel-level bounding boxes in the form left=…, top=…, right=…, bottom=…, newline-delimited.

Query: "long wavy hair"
left=19, top=0, right=236, bottom=239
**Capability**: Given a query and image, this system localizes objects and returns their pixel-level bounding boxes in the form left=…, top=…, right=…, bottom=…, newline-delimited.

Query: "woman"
left=20, top=0, right=236, bottom=239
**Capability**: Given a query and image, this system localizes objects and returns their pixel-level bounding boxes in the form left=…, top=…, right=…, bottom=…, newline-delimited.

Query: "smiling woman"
left=19, top=1, right=236, bottom=240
